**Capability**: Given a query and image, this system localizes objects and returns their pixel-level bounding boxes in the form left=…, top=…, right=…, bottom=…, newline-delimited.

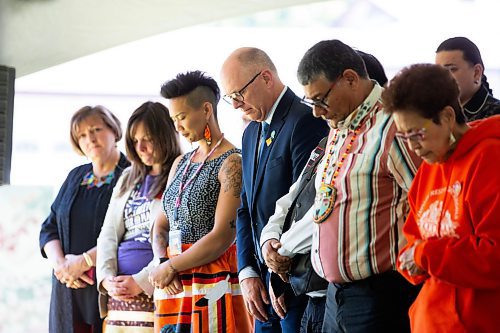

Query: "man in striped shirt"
left=296, top=40, right=422, bottom=332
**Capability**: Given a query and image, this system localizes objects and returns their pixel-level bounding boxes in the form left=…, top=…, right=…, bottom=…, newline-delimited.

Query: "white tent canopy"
left=0, top=0, right=323, bottom=77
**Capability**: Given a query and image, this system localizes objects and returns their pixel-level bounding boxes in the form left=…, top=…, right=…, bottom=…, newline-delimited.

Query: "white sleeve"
left=277, top=205, right=314, bottom=257
left=238, top=266, right=261, bottom=281
left=96, top=174, right=128, bottom=293
left=278, top=165, right=324, bottom=257
left=259, top=170, right=304, bottom=248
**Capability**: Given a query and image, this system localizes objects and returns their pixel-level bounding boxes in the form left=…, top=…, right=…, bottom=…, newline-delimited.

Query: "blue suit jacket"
left=236, top=87, right=329, bottom=275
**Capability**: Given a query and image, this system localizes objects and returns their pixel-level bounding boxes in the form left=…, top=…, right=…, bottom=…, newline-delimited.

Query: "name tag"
left=169, top=229, right=183, bottom=256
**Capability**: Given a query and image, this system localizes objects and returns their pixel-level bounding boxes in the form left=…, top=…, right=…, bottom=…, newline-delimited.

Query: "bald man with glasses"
left=220, top=47, right=328, bottom=333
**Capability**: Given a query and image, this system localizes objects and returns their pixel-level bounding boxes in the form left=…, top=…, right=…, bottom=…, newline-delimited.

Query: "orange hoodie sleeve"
left=397, top=189, right=428, bottom=285
left=413, top=147, right=500, bottom=290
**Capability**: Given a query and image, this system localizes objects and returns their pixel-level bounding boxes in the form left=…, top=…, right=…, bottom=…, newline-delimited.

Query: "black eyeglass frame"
left=223, top=71, right=262, bottom=105
left=300, top=78, right=341, bottom=109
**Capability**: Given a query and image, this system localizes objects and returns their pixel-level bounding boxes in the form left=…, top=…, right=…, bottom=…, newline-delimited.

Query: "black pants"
left=322, top=271, right=420, bottom=333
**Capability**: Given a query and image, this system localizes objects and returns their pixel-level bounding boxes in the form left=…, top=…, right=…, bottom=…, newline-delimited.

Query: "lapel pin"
left=266, top=130, right=276, bottom=146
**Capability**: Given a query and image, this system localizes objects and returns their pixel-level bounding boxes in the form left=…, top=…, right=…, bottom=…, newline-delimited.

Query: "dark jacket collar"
left=464, top=85, right=490, bottom=118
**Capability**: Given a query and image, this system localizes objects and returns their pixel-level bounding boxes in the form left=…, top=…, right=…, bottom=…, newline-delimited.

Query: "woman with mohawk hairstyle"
left=149, top=71, right=253, bottom=333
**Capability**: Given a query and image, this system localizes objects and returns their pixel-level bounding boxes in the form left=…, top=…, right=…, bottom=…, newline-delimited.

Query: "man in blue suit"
left=220, top=47, right=329, bottom=332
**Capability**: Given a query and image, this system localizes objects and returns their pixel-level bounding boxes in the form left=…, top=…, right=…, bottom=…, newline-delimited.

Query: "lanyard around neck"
left=174, top=134, right=225, bottom=211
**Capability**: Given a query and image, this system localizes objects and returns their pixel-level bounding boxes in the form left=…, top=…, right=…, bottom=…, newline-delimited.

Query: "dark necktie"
left=258, top=122, right=269, bottom=164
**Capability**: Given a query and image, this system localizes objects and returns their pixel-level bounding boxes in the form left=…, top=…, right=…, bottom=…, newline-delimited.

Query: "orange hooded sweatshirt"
left=397, top=115, right=500, bottom=333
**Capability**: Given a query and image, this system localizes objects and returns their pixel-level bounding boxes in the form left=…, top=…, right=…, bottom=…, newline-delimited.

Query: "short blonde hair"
left=69, top=105, right=122, bottom=155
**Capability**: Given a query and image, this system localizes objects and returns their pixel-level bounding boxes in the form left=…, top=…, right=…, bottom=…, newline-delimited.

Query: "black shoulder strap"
left=282, top=136, right=327, bottom=233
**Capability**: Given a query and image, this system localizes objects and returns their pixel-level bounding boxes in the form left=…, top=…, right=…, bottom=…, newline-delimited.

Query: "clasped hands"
left=53, top=254, right=93, bottom=289
left=102, top=275, right=143, bottom=302
left=262, top=239, right=291, bottom=282
left=398, top=241, right=425, bottom=276
left=148, top=260, right=183, bottom=295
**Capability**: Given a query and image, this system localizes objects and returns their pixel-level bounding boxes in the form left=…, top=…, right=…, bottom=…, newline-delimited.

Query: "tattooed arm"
left=167, top=152, right=242, bottom=271
left=220, top=152, right=243, bottom=199
left=152, top=212, right=169, bottom=258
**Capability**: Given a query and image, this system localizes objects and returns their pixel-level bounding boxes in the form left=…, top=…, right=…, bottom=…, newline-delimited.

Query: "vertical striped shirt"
left=311, top=84, right=421, bottom=283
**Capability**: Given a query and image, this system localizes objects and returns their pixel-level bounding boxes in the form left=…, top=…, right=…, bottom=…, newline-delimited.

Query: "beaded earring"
left=204, top=125, right=212, bottom=145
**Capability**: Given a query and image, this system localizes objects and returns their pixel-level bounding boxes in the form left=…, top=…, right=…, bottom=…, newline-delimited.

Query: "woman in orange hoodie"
left=382, top=63, right=500, bottom=333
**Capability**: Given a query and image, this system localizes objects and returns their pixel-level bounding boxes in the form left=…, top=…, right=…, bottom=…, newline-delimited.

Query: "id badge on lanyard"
left=169, top=229, right=183, bottom=256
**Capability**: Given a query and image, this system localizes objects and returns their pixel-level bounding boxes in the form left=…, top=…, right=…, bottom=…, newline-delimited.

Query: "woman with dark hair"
left=436, top=36, right=500, bottom=120
left=40, top=105, right=129, bottom=333
left=383, top=63, right=500, bottom=332
left=356, top=50, right=388, bottom=86
left=96, top=101, right=181, bottom=332
left=149, top=71, right=252, bottom=332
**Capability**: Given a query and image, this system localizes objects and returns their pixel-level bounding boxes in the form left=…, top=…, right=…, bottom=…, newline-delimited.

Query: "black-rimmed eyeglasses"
left=300, top=81, right=338, bottom=109
left=223, top=72, right=262, bottom=105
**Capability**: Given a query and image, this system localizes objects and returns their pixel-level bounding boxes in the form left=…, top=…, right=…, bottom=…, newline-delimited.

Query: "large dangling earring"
left=204, top=124, right=212, bottom=146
